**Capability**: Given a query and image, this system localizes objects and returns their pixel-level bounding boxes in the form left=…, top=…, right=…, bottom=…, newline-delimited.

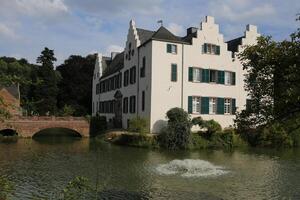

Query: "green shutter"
left=216, top=45, right=220, bottom=55
left=231, top=98, right=236, bottom=114
left=217, top=98, right=224, bottom=114
left=188, top=67, right=193, bottom=82
left=203, top=43, right=208, bottom=53
left=201, top=69, right=209, bottom=83
left=188, top=96, right=193, bottom=114
left=201, top=97, right=209, bottom=114
left=205, top=69, right=210, bottom=83
left=232, top=72, right=236, bottom=85
left=217, top=71, right=225, bottom=84
left=167, top=44, right=171, bottom=53
left=171, top=64, right=177, bottom=82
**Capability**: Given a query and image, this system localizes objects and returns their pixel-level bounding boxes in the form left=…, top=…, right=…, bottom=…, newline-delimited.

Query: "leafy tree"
left=159, top=107, right=192, bottom=149
left=34, top=47, right=59, bottom=115
left=56, top=54, right=96, bottom=116
left=235, top=16, right=300, bottom=146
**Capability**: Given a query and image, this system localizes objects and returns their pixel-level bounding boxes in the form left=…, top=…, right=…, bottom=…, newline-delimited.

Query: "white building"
left=92, top=16, right=260, bottom=133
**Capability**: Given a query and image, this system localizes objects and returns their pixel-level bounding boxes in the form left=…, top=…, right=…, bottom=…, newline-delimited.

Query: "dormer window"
left=203, top=43, right=220, bottom=55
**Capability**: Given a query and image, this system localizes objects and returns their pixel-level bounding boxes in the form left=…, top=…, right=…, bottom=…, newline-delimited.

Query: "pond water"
left=0, top=136, right=300, bottom=199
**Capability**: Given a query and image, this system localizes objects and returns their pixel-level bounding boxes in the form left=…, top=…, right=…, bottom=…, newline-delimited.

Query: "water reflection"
left=0, top=138, right=300, bottom=199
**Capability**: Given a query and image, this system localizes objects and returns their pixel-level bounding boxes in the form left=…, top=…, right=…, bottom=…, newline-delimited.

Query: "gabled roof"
left=136, top=26, right=189, bottom=46
left=100, top=52, right=124, bottom=79
left=226, top=36, right=244, bottom=53
left=151, top=26, right=183, bottom=43
left=136, top=28, right=155, bottom=45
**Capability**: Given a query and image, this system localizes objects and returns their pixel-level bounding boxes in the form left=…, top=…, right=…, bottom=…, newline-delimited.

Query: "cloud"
left=0, top=23, right=18, bottom=39
left=210, top=2, right=275, bottom=23
left=167, top=23, right=185, bottom=36
left=65, top=0, right=163, bottom=17
left=15, top=0, right=69, bottom=17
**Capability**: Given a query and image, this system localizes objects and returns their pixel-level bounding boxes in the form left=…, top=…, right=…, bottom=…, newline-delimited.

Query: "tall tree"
left=56, top=54, right=96, bottom=116
left=235, top=17, right=300, bottom=140
left=34, top=47, right=59, bottom=115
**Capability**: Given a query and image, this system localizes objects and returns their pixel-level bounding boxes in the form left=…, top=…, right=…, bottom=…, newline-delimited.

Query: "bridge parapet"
left=0, top=116, right=90, bottom=137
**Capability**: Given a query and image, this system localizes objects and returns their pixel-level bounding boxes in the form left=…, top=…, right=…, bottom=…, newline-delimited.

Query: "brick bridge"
left=0, top=116, right=90, bottom=137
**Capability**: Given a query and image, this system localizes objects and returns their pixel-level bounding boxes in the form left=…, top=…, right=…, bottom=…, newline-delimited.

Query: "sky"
left=0, top=0, right=299, bottom=65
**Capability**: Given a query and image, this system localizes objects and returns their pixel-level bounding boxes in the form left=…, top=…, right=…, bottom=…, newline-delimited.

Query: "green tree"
left=235, top=16, right=300, bottom=146
left=159, top=107, right=192, bottom=149
left=56, top=54, right=96, bottom=116
left=34, top=47, right=59, bottom=115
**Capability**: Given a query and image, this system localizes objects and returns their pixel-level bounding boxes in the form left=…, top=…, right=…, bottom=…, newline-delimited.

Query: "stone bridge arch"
left=0, top=116, right=90, bottom=138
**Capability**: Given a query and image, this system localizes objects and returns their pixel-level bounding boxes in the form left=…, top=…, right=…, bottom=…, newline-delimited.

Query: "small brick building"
left=0, top=84, right=21, bottom=116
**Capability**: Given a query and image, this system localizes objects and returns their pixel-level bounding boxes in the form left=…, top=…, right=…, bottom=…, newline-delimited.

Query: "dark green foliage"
left=56, top=55, right=96, bottom=116
left=0, top=175, right=14, bottom=200
left=34, top=47, right=59, bottom=115
left=112, top=134, right=158, bottom=148
left=158, top=107, right=192, bottom=149
left=128, top=117, right=149, bottom=134
left=191, top=116, right=204, bottom=126
left=235, top=19, right=300, bottom=147
left=90, top=116, right=107, bottom=137
left=202, top=120, right=222, bottom=137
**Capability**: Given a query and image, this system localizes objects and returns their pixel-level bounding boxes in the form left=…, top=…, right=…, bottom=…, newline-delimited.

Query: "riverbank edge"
left=102, top=130, right=248, bottom=150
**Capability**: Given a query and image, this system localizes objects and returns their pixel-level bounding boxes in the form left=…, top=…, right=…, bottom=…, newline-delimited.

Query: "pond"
left=0, top=135, right=300, bottom=199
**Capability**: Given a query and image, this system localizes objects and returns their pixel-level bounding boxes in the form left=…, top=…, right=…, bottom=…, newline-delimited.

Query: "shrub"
left=191, top=116, right=204, bottom=126
left=201, top=120, right=222, bottom=138
left=158, top=108, right=192, bottom=149
left=258, top=122, right=293, bottom=148
left=112, top=134, right=158, bottom=148
left=128, top=117, right=149, bottom=135
left=59, top=105, right=75, bottom=117
left=90, top=115, right=107, bottom=137
left=189, top=132, right=209, bottom=149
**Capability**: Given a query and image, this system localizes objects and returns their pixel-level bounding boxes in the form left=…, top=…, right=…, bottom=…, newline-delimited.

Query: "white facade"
left=92, top=16, right=260, bottom=133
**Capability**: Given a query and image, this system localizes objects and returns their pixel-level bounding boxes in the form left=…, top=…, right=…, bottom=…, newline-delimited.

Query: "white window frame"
left=224, top=98, right=231, bottom=114
left=224, top=71, right=232, bottom=85
left=192, top=96, right=201, bottom=114
left=209, top=97, right=217, bottom=114
left=171, top=44, right=177, bottom=54
left=193, top=68, right=201, bottom=82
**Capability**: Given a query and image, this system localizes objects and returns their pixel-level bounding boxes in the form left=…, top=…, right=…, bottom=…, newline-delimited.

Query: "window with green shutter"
left=171, top=64, right=177, bottom=82
left=201, top=69, right=209, bottom=83
left=217, top=98, right=224, bottom=114
left=203, top=43, right=208, bottom=53
left=188, top=67, right=193, bottom=82
left=188, top=96, right=193, bottom=114
left=232, top=72, right=236, bottom=85
left=217, top=71, right=225, bottom=84
left=201, top=97, right=209, bottom=114
left=231, top=98, right=236, bottom=114
left=167, top=44, right=172, bottom=53
left=216, top=45, right=220, bottom=55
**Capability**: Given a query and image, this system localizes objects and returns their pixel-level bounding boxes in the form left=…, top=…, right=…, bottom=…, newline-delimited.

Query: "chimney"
left=111, top=52, right=118, bottom=60
left=187, top=27, right=198, bottom=35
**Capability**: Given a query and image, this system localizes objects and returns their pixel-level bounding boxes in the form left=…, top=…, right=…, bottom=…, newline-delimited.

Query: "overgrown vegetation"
left=158, top=108, right=192, bottom=150
left=90, top=115, right=107, bottom=137
left=128, top=117, right=149, bottom=135
left=235, top=16, right=300, bottom=148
